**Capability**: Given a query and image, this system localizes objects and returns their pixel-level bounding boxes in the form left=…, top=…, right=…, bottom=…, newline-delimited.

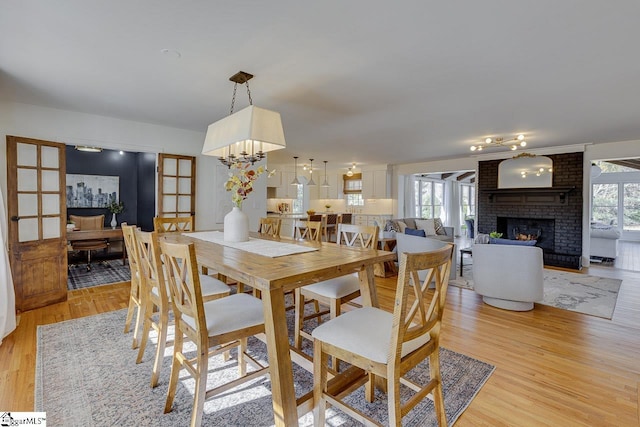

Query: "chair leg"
left=313, top=339, right=328, bottom=427
left=191, top=345, right=208, bottom=427
left=329, top=299, right=341, bottom=371
left=132, top=295, right=145, bottom=349
left=365, top=373, right=375, bottom=403
left=164, top=328, right=183, bottom=414
left=294, top=289, right=305, bottom=349
left=123, top=287, right=137, bottom=334
left=429, top=350, right=447, bottom=426
left=238, top=337, right=247, bottom=376
left=387, top=368, right=402, bottom=427
left=151, top=309, right=169, bottom=388
left=136, top=301, right=153, bottom=363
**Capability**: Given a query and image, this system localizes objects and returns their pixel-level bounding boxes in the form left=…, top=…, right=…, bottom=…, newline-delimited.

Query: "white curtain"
left=404, top=175, right=417, bottom=217
left=0, top=187, right=16, bottom=344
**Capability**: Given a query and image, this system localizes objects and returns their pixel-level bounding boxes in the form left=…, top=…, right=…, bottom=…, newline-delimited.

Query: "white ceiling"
left=2, top=1, right=640, bottom=170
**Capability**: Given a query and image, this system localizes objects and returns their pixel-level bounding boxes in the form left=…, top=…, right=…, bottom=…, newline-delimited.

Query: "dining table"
left=160, top=231, right=396, bottom=427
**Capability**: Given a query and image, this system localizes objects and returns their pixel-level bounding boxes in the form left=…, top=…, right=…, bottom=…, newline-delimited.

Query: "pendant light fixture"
left=346, top=163, right=356, bottom=177
left=307, top=159, right=316, bottom=186
left=291, top=156, right=300, bottom=185
left=321, top=160, right=330, bottom=187
left=202, top=71, right=286, bottom=167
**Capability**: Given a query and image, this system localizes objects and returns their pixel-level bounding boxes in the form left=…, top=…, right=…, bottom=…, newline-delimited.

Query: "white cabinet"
left=311, top=173, right=342, bottom=200
left=362, top=170, right=388, bottom=199
left=276, top=172, right=298, bottom=198
left=353, top=214, right=392, bottom=228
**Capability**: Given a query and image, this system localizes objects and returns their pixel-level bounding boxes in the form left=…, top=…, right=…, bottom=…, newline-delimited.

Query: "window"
left=343, top=173, right=363, bottom=207
left=292, top=183, right=304, bottom=213
left=346, top=193, right=364, bottom=206
left=592, top=183, right=618, bottom=226
left=460, top=184, right=475, bottom=219
left=623, top=183, right=640, bottom=231
left=414, top=179, right=444, bottom=219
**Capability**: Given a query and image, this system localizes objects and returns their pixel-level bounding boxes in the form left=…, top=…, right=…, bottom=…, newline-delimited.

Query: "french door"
left=6, top=136, right=67, bottom=312
left=157, top=154, right=196, bottom=221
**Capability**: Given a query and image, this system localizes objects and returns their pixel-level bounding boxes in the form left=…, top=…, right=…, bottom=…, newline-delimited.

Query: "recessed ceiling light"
left=160, top=48, right=181, bottom=58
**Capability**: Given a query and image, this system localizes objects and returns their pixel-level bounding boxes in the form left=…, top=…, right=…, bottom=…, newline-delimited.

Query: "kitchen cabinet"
left=362, top=170, right=388, bottom=199
left=276, top=171, right=298, bottom=198
left=311, top=173, right=342, bottom=200
left=353, top=214, right=392, bottom=228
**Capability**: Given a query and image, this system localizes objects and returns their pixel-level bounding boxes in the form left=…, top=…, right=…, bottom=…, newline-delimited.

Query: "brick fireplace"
left=477, top=152, right=583, bottom=269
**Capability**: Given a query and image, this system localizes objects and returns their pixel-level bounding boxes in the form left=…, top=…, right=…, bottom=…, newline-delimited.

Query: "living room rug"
left=67, top=259, right=131, bottom=290
left=35, top=309, right=494, bottom=426
left=449, top=261, right=622, bottom=319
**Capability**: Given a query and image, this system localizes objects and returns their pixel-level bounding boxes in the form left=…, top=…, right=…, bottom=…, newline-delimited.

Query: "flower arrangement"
left=225, top=162, right=273, bottom=208
left=107, top=200, right=125, bottom=214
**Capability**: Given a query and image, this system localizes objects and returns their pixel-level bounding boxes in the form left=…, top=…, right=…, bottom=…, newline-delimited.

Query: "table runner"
left=184, top=231, right=319, bottom=257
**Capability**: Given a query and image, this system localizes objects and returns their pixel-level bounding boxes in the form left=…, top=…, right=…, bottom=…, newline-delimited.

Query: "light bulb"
left=346, top=169, right=353, bottom=177
left=520, top=141, right=527, bottom=147
left=511, top=145, right=517, bottom=150
left=517, top=134, right=525, bottom=141
left=470, top=146, right=477, bottom=151
left=485, top=138, right=492, bottom=144
left=477, top=146, right=483, bottom=151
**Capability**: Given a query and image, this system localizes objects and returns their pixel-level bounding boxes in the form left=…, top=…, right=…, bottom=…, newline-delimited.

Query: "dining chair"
left=312, top=243, right=454, bottom=427
left=122, top=224, right=144, bottom=349
left=337, top=213, right=353, bottom=225
left=160, top=240, right=269, bottom=427
left=324, top=213, right=338, bottom=242
left=294, top=224, right=379, bottom=365
left=135, top=231, right=232, bottom=387
left=153, top=215, right=194, bottom=233
left=296, top=219, right=323, bottom=242
left=68, top=214, right=109, bottom=271
left=258, top=217, right=282, bottom=237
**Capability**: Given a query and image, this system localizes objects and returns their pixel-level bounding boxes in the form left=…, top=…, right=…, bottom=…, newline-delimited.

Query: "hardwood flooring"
left=1, top=267, right=639, bottom=426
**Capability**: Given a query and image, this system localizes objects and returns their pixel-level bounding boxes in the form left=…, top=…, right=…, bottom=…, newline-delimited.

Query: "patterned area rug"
left=67, top=259, right=131, bottom=290
left=36, top=309, right=494, bottom=426
left=450, top=261, right=622, bottom=319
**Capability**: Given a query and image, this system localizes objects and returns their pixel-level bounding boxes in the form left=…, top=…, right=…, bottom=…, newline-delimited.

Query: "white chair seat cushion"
left=199, top=274, right=231, bottom=297
left=312, top=307, right=430, bottom=364
left=302, top=273, right=359, bottom=299
left=183, top=293, right=264, bottom=337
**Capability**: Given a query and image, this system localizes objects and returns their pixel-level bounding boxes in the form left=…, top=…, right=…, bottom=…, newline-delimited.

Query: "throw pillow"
left=415, top=219, right=436, bottom=236
left=405, top=227, right=426, bottom=237
left=434, top=218, right=446, bottom=235
left=397, top=221, right=407, bottom=233
left=384, top=220, right=400, bottom=232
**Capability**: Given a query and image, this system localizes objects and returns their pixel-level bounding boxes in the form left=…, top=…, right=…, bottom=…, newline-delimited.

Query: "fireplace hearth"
left=497, top=217, right=555, bottom=251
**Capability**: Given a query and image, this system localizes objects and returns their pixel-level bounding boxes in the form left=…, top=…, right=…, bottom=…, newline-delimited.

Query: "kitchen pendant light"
left=307, top=159, right=316, bottom=186
left=321, top=160, right=330, bottom=187
left=291, top=156, right=300, bottom=185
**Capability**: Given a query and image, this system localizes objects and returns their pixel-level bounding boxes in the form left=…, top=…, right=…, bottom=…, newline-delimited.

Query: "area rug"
left=35, top=309, right=494, bottom=426
left=67, top=259, right=131, bottom=290
left=449, top=261, right=621, bottom=319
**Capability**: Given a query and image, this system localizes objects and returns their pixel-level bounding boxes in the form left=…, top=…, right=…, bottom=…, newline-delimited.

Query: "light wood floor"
left=1, top=266, right=639, bottom=426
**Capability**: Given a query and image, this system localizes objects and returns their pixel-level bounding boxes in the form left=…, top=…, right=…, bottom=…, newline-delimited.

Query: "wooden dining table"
left=160, top=231, right=396, bottom=427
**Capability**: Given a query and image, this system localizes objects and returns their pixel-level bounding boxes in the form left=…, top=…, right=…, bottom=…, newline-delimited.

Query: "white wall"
left=0, top=102, right=266, bottom=231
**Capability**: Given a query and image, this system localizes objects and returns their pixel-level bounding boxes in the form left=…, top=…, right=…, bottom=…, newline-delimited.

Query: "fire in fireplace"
left=496, top=217, right=555, bottom=252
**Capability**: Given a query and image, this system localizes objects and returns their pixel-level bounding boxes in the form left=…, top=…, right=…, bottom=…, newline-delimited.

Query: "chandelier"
left=202, top=71, right=286, bottom=167
left=470, top=134, right=527, bottom=152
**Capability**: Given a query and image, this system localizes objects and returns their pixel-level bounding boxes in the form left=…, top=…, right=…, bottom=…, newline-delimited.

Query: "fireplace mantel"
left=483, top=186, right=576, bottom=205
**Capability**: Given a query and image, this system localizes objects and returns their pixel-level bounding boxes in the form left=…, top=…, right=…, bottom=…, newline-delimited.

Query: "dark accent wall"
left=477, top=152, right=584, bottom=269
left=66, top=146, right=156, bottom=231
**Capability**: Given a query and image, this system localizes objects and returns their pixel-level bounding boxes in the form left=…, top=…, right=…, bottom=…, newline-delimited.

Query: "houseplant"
left=107, top=200, right=124, bottom=229
left=224, top=162, right=272, bottom=242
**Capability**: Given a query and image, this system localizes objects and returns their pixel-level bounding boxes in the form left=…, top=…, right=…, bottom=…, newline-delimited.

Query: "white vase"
left=224, top=206, right=249, bottom=242
left=111, top=213, right=117, bottom=229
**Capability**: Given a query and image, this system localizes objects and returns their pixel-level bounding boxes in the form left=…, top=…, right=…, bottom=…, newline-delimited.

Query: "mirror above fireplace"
left=498, top=154, right=553, bottom=188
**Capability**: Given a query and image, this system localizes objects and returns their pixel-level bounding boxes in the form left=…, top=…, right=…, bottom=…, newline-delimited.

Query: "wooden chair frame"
left=160, top=240, right=268, bottom=427
left=153, top=216, right=194, bottom=233
left=313, top=244, right=454, bottom=427
left=122, top=224, right=144, bottom=349
left=134, top=230, right=171, bottom=387
left=258, top=217, right=282, bottom=237
left=295, top=224, right=379, bottom=363
left=295, top=219, right=323, bottom=242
